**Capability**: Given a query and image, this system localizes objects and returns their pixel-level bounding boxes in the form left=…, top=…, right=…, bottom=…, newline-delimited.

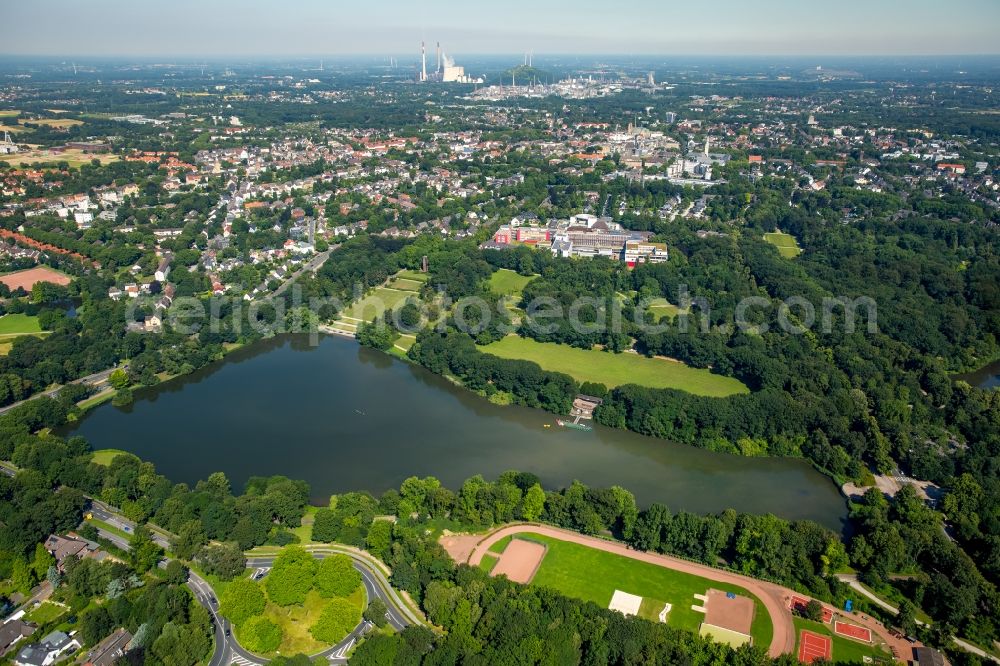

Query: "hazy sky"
left=6, top=0, right=1000, bottom=57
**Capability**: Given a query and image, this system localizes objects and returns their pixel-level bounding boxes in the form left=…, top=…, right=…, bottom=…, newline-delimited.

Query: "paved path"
left=837, top=574, right=1000, bottom=664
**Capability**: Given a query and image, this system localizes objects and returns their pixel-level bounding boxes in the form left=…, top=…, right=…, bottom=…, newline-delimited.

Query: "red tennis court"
left=789, top=595, right=833, bottom=623
left=798, top=630, right=832, bottom=663
left=834, top=621, right=872, bottom=643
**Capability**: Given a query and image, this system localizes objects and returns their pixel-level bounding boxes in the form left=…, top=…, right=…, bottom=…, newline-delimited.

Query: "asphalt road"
left=1, top=464, right=419, bottom=663
left=0, top=366, right=119, bottom=415
left=85, top=501, right=414, bottom=665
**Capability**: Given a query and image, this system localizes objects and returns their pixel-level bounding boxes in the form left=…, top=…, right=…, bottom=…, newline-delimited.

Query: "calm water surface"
left=955, top=358, right=1000, bottom=390
left=65, top=336, right=848, bottom=531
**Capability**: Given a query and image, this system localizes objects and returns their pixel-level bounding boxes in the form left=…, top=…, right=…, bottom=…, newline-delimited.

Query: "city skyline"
left=5, top=0, right=1000, bottom=57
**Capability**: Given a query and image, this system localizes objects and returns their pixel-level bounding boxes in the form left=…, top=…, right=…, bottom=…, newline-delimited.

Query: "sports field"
left=0, top=147, right=118, bottom=167
left=488, top=268, right=537, bottom=298
left=798, top=629, right=831, bottom=663
left=517, top=532, right=772, bottom=647
left=763, top=231, right=802, bottom=258
left=0, top=313, right=42, bottom=336
left=0, top=266, right=72, bottom=291
left=479, top=336, right=749, bottom=397
left=792, top=616, right=891, bottom=664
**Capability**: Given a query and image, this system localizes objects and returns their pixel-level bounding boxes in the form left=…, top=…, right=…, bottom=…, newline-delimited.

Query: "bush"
left=240, top=615, right=281, bottom=654
left=269, top=529, right=300, bottom=546
left=219, top=579, right=266, bottom=626
left=197, top=542, right=246, bottom=581
left=111, top=388, right=133, bottom=407
left=363, top=598, right=388, bottom=627
left=315, top=555, right=361, bottom=598
left=310, top=597, right=361, bottom=644
left=264, top=546, right=316, bottom=606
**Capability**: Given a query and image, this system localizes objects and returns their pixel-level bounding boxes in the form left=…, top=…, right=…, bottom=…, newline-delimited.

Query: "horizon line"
left=1, top=52, right=999, bottom=60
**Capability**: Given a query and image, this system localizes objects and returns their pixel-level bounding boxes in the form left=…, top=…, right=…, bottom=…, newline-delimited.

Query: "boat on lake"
left=556, top=419, right=593, bottom=432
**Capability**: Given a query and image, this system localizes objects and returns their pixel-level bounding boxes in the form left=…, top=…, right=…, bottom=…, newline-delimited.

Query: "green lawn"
left=521, top=533, right=772, bottom=649
left=25, top=601, right=67, bottom=625
left=91, top=448, right=134, bottom=466
left=88, top=517, right=131, bottom=541
left=291, top=505, right=318, bottom=544
left=253, top=586, right=366, bottom=656
left=389, top=278, right=424, bottom=292
left=763, top=231, right=802, bottom=258
left=646, top=298, right=682, bottom=322
left=0, top=313, right=42, bottom=336
left=394, top=334, right=417, bottom=353
left=479, top=336, right=749, bottom=397
left=78, top=388, right=115, bottom=412
left=339, top=287, right=411, bottom=323
left=479, top=553, right=498, bottom=573
left=488, top=535, right=513, bottom=555
left=488, top=269, right=537, bottom=298
left=792, top=616, right=893, bottom=664
left=396, top=269, right=430, bottom=283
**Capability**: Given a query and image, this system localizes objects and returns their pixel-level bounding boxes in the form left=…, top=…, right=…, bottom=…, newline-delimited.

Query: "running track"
left=465, top=524, right=797, bottom=658
left=463, top=524, right=915, bottom=661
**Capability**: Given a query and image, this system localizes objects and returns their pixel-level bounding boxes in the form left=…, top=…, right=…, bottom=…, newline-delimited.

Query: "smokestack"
left=421, top=41, right=426, bottom=82
left=436, top=42, right=441, bottom=74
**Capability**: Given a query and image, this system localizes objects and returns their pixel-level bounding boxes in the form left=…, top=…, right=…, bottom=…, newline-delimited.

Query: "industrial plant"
left=418, top=41, right=483, bottom=84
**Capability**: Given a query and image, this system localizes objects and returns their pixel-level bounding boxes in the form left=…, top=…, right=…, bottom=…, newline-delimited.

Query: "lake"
left=64, top=335, right=848, bottom=531
left=955, top=358, right=1000, bottom=390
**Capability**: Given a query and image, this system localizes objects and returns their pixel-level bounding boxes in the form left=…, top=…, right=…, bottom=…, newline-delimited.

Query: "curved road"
left=85, top=503, right=419, bottom=665
left=0, top=465, right=420, bottom=666
left=465, top=524, right=918, bottom=661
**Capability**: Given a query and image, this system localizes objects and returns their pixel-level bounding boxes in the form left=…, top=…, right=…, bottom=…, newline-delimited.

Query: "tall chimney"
left=436, top=42, right=441, bottom=74
left=421, top=41, right=426, bottom=82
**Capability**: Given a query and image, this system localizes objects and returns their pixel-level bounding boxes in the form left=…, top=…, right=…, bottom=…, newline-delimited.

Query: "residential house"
left=44, top=533, right=105, bottom=572
left=0, top=620, right=34, bottom=657
left=14, top=630, right=79, bottom=666
left=154, top=258, right=172, bottom=282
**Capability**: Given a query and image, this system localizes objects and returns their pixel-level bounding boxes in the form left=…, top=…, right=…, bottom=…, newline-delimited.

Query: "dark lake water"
left=64, top=335, right=848, bottom=531
left=955, top=358, right=1000, bottom=390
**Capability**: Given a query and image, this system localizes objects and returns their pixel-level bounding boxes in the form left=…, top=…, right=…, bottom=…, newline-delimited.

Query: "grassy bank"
left=479, top=336, right=749, bottom=397
left=488, top=269, right=537, bottom=298
left=763, top=231, right=802, bottom=258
